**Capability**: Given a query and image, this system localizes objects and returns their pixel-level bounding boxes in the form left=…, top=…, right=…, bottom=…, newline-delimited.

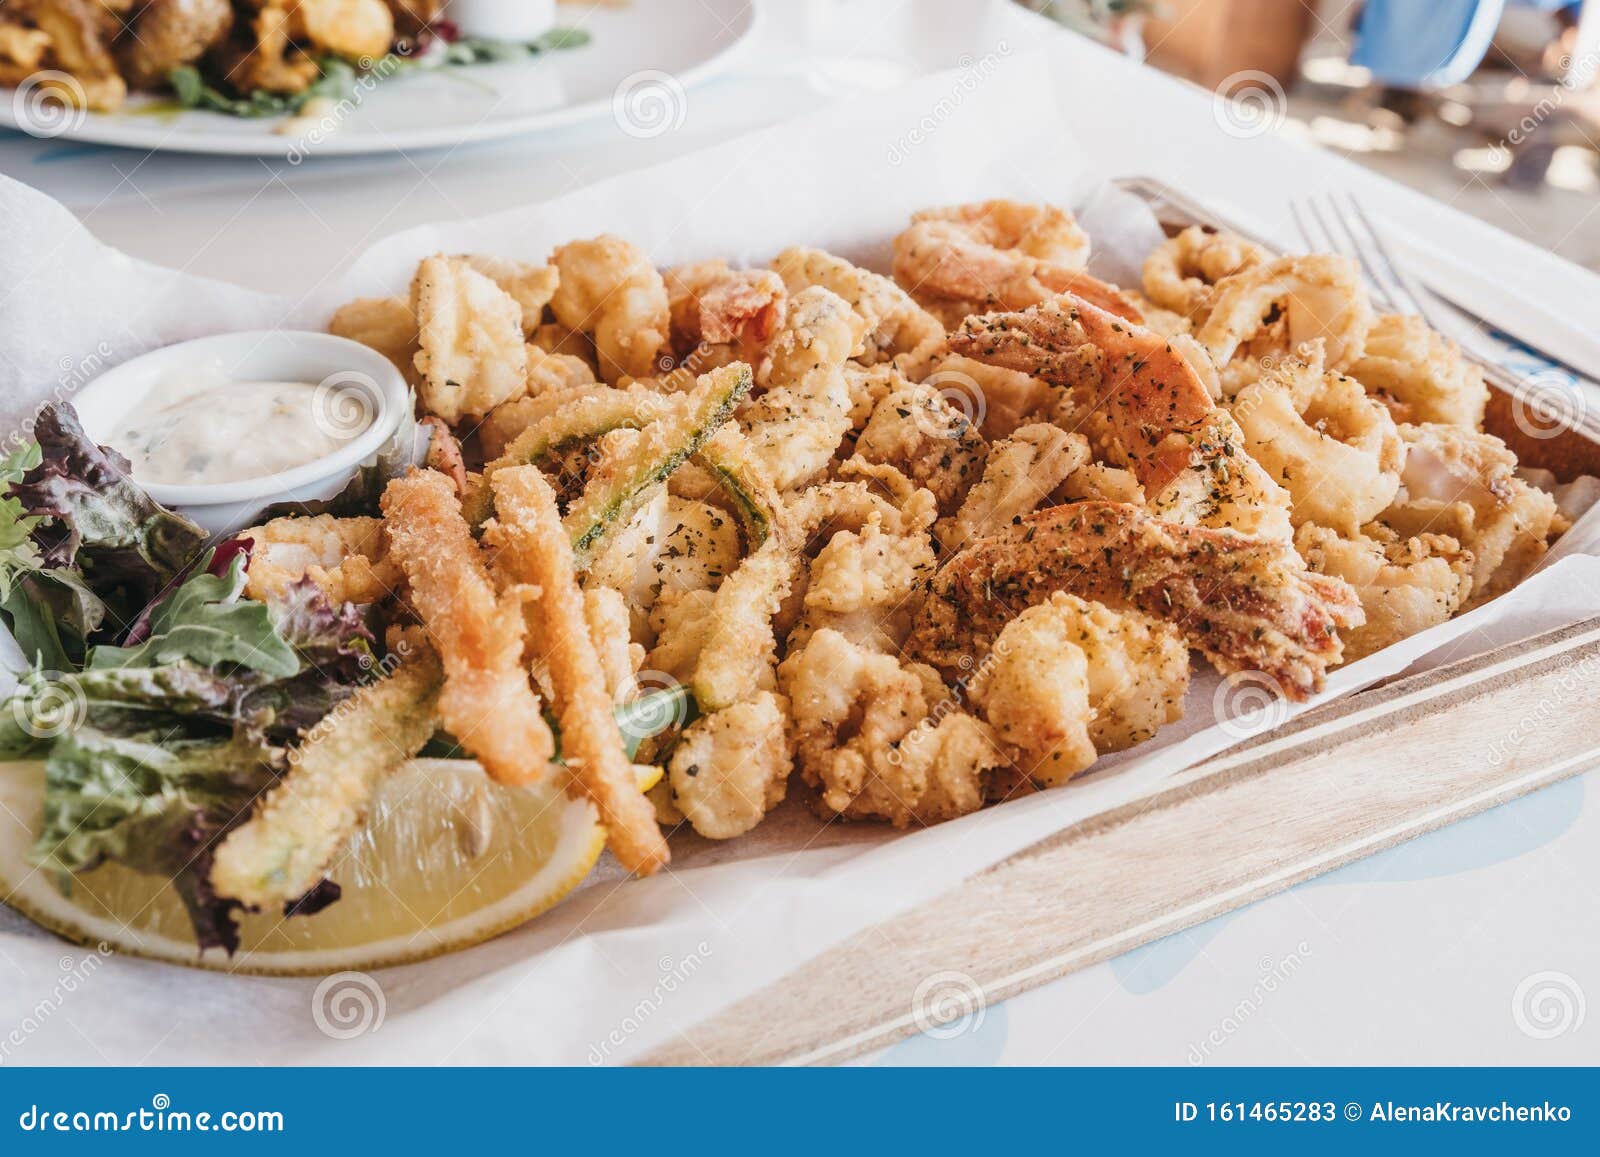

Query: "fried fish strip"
left=483, top=465, right=668, bottom=875
left=381, top=470, right=555, bottom=782
left=210, top=647, right=443, bottom=909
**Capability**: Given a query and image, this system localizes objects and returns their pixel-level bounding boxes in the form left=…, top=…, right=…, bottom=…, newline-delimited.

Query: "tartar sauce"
left=110, top=377, right=354, bottom=486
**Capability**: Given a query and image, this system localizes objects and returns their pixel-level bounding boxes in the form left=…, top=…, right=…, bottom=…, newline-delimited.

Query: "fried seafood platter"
left=0, top=199, right=1585, bottom=969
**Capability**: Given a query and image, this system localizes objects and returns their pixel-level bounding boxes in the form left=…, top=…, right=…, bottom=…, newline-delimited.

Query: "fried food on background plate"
left=12, top=0, right=125, bottom=109
left=116, top=0, right=234, bottom=89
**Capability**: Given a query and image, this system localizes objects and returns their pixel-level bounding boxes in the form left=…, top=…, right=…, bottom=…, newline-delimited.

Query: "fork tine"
left=1289, top=200, right=1323, bottom=254
left=1333, top=195, right=1415, bottom=313
left=1344, top=195, right=1439, bottom=322
left=1309, top=196, right=1399, bottom=313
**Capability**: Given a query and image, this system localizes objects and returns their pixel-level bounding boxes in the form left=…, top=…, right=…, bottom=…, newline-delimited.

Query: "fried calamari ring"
left=891, top=199, right=1142, bottom=326
left=1141, top=225, right=1267, bottom=322
left=1197, top=254, right=1372, bottom=373
left=1349, top=313, right=1489, bottom=429
left=1230, top=367, right=1404, bottom=535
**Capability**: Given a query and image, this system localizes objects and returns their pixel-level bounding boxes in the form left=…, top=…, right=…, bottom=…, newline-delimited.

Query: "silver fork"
left=1293, top=193, right=1599, bottom=385
left=1290, top=193, right=1443, bottom=325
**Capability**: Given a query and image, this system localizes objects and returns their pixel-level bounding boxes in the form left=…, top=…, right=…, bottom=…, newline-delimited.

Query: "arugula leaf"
left=167, top=59, right=359, bottom=120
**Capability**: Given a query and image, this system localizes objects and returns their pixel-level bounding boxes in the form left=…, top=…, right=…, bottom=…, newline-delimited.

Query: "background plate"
left=0, top=0, right=757, bottom=158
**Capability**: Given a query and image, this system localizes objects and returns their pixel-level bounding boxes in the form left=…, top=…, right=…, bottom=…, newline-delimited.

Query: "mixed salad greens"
left=0, top=404, right=382, bottom=950
left=0, top=400, right=691, bottom=953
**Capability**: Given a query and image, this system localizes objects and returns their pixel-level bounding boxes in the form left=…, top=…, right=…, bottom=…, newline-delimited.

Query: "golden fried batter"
left=381, top=469, right=555, bottom=783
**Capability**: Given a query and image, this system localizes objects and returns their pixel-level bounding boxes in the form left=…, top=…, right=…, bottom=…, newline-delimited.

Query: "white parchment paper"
left=2, top=51, right=1597, bottom=1066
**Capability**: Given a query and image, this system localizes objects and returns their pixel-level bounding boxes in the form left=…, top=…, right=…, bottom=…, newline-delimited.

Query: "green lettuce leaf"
left=0, top=440, right=107, bottom=669
left=89, top=554, right=298, bottom=679
left=32, top=724, right=284, bottom=952
left=11, top=404, right=207, bottom=611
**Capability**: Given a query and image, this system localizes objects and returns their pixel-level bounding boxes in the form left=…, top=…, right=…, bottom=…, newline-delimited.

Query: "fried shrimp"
left=411, top=255, right=530, bottom=424
left=908, top=501, right=1363, bottom=700
left=243, top=514, right=401, bottom=605
left=771, top=246, right=944, bottom=367
left=665, top=260, right=787, bottom=358
left=1295, top=523, right=1472, bottom=662
left=950, top=295, right=1293, bottom=541
left=969, top=592, right=1188, bottom=786
left=550, top=234, right=671, bottom=382
left=1349, top=313, right=1489, bottom=429
left=483, top=464, right=669, bottom=875
left=1141, top=225, right=1267, bottom=322
left=891, top=199, right=1143, bottom=326
left=1196, top=254, right=1373, bottom=372
left=381, top=470, right=556, bottom=784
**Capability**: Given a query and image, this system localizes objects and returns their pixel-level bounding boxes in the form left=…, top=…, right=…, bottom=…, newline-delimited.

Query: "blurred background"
left=1023, top=0, right=1600, bottom=273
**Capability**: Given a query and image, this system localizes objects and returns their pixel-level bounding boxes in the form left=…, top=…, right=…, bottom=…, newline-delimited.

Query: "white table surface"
left=1, top=0, right=1597, bottom=1066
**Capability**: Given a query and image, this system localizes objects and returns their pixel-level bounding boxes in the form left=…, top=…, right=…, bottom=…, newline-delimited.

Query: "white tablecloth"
left=1, top=0, right=1597, bottom=1066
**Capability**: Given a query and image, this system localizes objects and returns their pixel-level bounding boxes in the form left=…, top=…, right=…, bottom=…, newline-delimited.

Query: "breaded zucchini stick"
left=210, top=647, right=444, bottom=909
left=381, top=469, right=556, bottom=782
left=484, top=465, right=669, bottom=875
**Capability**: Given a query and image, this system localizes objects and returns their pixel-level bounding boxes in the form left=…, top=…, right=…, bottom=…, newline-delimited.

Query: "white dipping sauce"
left=110, top=377, right=355, bottom=486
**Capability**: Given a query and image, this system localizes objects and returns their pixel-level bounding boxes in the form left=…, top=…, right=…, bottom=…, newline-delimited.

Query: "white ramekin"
left=70, top=330, right=415, bottom=537
left=446, top=0, right=557, bottom=42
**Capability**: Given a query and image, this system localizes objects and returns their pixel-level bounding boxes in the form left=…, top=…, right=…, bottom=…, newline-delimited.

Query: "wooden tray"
left=644, top=182, right=1600, bottom=1066
left=648, top=617, right=1600, bottom=1065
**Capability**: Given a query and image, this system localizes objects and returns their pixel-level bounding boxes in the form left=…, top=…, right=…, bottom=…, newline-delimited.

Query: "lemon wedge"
left=0, top=757, right=607, bottom=975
